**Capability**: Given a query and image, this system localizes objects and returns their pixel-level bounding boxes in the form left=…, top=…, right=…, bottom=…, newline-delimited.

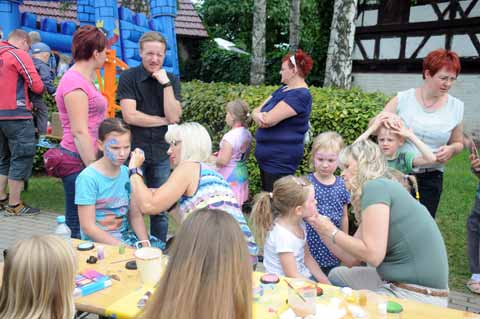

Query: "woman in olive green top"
left=307, top=140, right=449, bottom=307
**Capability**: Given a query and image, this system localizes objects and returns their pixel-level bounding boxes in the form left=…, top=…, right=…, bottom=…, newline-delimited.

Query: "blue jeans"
left=143, top=158, right=170, bottom=242
left=62, top=171, right=81, bottom=239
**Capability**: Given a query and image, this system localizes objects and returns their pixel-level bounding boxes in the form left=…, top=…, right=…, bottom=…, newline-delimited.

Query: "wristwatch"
left=162, top=81, right=172, bottom=88
left=129, top=167, right=144, bottom=177
left=330, top=228, right=340, bottom=244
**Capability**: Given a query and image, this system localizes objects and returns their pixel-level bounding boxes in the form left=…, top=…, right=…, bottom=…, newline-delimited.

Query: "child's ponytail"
left=250, top=192, right=274, bottom=247
left=226, top=99, right=251, bottom=127
left=251, top=175, right=311, bottom=246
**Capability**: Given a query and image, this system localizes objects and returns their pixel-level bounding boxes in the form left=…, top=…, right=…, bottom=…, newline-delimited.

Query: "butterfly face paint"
left=105, top=139, right=119, bottom=163
left=314, top=152, right=338, bottom=177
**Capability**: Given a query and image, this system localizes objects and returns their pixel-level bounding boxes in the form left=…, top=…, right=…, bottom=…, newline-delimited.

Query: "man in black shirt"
left=117, top=31, right=181, bottom=244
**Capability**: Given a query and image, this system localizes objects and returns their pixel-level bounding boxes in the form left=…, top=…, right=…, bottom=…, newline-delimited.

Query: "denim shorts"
left=0, top=119, right=36, bottom=180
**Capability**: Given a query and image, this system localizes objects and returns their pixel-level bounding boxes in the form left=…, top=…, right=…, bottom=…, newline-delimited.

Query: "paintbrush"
left=110, top=257, right=135, bottom=264
left=284, top=279, right=307, bottom=303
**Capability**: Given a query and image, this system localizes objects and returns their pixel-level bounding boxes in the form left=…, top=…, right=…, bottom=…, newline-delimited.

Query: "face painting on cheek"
left=105, top=139, right=119, bottom=162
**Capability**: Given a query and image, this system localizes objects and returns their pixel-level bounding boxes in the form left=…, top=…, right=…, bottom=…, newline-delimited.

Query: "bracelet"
left=330, top=228, right=340, bottom=244
left=162, top=81, right=172, bottom=88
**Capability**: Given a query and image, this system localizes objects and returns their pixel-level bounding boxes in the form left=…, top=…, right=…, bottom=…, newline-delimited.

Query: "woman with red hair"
left=380, top=49, right=464, bottom=219
left=252, top=49, right=314, bottom=192
left=54, top=25, right=108, bottom=238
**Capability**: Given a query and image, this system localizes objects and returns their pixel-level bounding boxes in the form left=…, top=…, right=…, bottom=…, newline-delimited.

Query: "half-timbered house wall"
left=352, top=0, right=480, bottom=137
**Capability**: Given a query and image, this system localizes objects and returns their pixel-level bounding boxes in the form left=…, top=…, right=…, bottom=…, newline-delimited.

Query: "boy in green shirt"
left=356, top=113, right=436, bottom=174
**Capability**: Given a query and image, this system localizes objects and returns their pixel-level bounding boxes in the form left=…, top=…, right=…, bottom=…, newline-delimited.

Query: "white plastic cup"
left=134, top=241, right=163, bottom=285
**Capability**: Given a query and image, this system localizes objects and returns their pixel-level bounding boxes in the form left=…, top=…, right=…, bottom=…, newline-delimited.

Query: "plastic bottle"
left=54, top=215, right=71, bottom=244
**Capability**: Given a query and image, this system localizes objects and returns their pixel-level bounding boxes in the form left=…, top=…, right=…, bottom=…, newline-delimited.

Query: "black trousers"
left=260, top=169, right=289, bottom=192
left=414, top=170, right=444, bottom=219
left=467, top=195, right=480, bottom=274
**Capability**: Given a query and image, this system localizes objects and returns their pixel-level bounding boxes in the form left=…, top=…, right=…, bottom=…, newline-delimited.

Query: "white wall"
left=352, top=73, right=480, bottom=138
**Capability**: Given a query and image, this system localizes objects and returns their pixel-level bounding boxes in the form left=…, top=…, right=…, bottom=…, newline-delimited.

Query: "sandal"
left=467, top=280, right=480, bottom=294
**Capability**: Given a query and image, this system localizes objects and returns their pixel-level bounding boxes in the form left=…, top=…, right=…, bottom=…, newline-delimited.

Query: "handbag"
left=43, top=146, right=84, bottom=178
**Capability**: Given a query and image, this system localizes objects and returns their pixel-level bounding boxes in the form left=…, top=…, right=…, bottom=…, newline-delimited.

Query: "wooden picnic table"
left=1, top=239, right=480, bottom=318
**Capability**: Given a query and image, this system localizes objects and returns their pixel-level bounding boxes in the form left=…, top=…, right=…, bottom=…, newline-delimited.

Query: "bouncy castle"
left=0, top=0, right=179, bottom=75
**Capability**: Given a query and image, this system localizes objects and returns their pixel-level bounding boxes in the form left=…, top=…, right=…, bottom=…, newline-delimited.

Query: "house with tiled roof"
left=20, top=0, right=207, bottom=38
left=19, top=0, right=208, bottom=75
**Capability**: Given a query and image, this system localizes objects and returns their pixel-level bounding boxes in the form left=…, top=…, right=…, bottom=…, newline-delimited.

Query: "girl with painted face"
left=305, top=132, right=350, bottom=276
left=75, top=118, right=163, bottom=248
left=251, top=175, right=329, bottom=283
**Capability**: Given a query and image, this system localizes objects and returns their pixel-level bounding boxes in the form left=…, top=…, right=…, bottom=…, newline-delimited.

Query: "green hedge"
left=181, top=80, right=389, bottom=196
left=36, top=80, right=389, bottom=196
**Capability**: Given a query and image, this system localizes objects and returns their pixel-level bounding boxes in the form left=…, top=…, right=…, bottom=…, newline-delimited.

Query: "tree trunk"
left=250, top=0, right=266, bottom=85
left=289, top=0, right=301, bottom=53
left=323, top=0, right=357, bottom=89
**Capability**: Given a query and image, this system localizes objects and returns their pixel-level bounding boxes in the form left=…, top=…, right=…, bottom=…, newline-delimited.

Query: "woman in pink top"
left=55, top=25, right=107, bottom=238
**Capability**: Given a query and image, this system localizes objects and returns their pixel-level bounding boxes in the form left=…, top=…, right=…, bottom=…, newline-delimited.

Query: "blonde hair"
left=385, top=168, right=420, bottom=201
left=139, top=31, right=166, bottom=50
left=376, top=125, right=405, bottom=143
left=339, top=140, right=387, bottom=221
left=226, top=99, right=251, bottom=127
left=0, top=235, right=77, bottom=319
left=165, top=122, right=212, bottom=162
left=142, top=208, right=253, bottom=319
left=251, top=176, right=311, bottom=246
left=310, top=131, right=344, bottom=170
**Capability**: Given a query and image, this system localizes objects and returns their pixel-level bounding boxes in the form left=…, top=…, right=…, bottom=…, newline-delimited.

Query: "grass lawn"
left=25, top=151, right=477, bottom=292
left=22, top=176, right=65, bottom=213
left=437, top=150, right=478, bottom=292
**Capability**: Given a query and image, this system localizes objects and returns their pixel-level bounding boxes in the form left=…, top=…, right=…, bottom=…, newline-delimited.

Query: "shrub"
left=181, top=80, right=390, bottom=196
left=33, top=80, right=389, bottom=193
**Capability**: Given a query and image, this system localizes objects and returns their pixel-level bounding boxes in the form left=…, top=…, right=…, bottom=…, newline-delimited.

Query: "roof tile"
left=20, top=0, right=207, bottom=38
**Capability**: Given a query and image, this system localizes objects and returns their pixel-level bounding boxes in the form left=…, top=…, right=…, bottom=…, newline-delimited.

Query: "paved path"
left=1, top=211, right=479, bottom=314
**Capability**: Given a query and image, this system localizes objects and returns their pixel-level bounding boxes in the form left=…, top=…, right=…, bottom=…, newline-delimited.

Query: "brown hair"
left=72, top=25, right=107, bottom=61
left=7, top=29, right=30, bottom=46
left=139, top=31, right=166, bottom=51
left=226, top=99, right=251, bottom=127
left=142, top=208, right=252, bottom=319
left=98, top=118, right=130, bottom=141
left=0, top=235, right=77, bottom=319
left=251, top=176, right=311, bottom=246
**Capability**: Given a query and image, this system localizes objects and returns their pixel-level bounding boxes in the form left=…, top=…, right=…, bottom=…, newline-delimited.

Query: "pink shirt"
left=55, top=69, right=107, bottom=153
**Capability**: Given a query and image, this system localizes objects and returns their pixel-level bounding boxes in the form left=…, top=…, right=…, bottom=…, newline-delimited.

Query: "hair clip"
left=293, top=177, right=307, bottom=187
left=289, top=54, right=297, bottom=69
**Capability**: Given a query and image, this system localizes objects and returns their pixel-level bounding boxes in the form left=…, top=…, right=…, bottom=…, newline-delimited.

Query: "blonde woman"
left=306, top=140, right=449, bottom=307
left=142, top=208, right=253, bottom=319
left=129, top=122, right=257, bottom=261
left=0, top=235, right=77, bottom=319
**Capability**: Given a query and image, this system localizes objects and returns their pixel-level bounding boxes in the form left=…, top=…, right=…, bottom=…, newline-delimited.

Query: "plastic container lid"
left=56, top=215, right=66, bottom=224
left=387, top=301, right=403, bottom=313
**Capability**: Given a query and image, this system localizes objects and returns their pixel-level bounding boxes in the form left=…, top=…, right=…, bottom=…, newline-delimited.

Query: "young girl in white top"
left=214, top=99, right=252, bottom=206
left=251, top=175, right=329, bottom=283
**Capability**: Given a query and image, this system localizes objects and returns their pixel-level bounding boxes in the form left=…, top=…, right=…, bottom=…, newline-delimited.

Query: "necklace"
left=420, top=88, right=440, bottom=108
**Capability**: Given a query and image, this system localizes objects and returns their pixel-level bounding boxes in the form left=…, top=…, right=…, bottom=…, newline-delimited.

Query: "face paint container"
left=97, top=245, right=105, bottom=260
